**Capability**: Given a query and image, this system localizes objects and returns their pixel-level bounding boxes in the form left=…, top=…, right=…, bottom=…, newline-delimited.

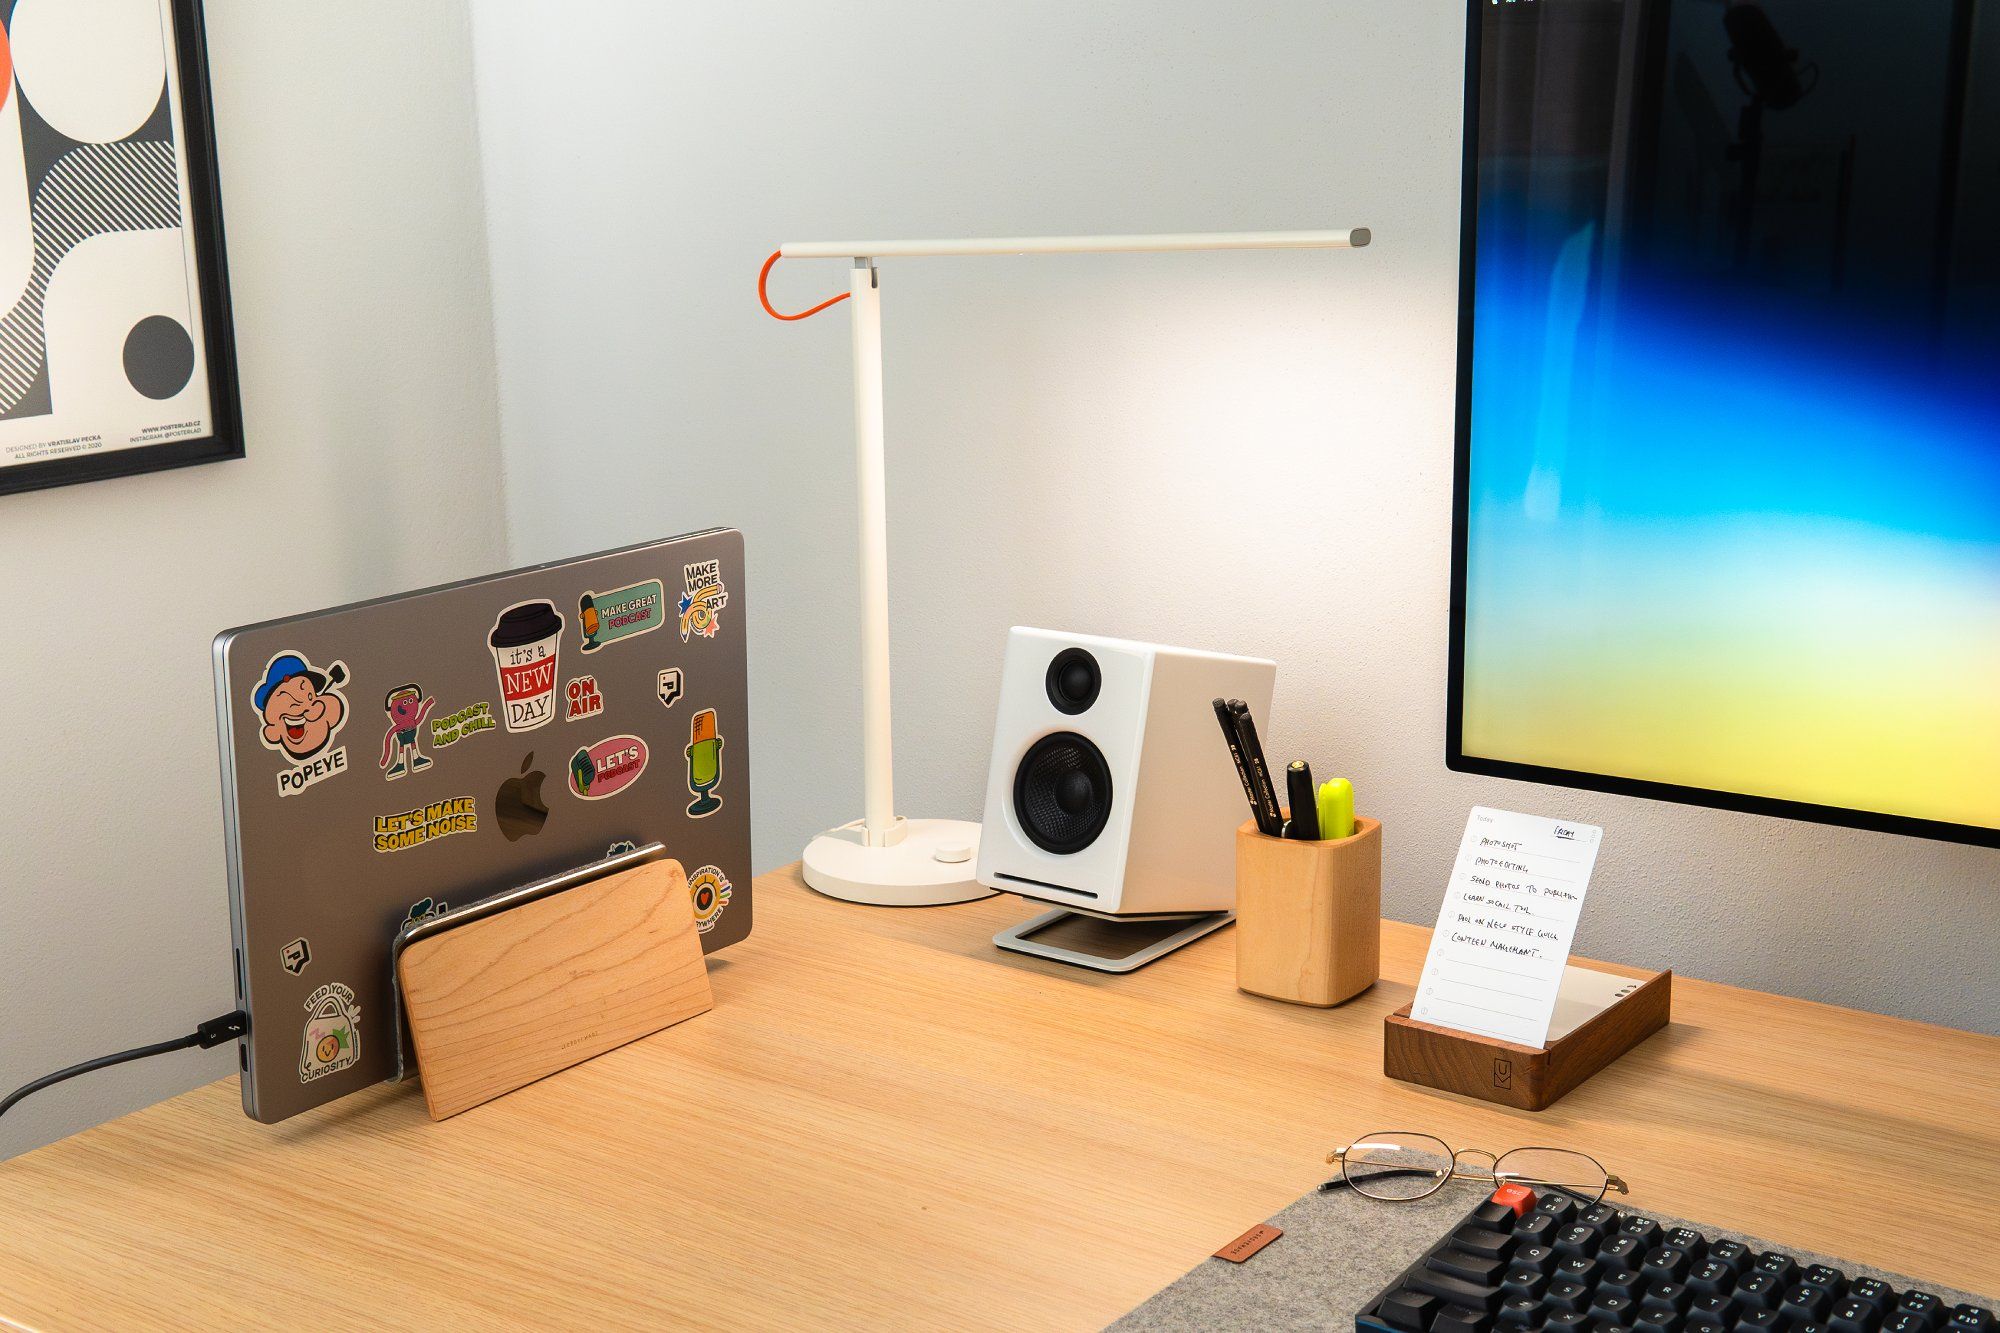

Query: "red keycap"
left=1491, top=1183, right=1538, bottom=1217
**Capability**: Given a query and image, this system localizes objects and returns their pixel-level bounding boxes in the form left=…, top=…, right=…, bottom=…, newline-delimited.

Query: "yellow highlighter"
left=1316, top=778, right=1355, bottom=841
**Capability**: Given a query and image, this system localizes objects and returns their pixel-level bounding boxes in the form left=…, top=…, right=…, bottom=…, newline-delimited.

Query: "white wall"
left=0, top=3, right=505, bottom=1160
left=470, top=0, right=2000, bottom=1035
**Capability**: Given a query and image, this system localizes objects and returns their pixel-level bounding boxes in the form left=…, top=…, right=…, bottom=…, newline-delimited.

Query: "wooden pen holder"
left=1234, top=815, right=1381, bottom=1007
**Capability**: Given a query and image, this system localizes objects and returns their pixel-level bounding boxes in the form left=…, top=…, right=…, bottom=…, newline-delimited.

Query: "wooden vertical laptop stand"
left=398, top=856, right=713, bottom=1120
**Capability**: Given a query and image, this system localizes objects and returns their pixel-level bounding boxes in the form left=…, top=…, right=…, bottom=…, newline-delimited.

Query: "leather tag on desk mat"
left=1214, top=1223, right=1283, bottom=1264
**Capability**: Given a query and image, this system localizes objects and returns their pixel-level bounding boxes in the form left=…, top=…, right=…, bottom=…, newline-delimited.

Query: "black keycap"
left=1547, top=1279, right=1593, bottom=1313
left=1556, top=1256, right=1601, bottom=1288
left=1805, top=1266, right=1847, bottom=1293
left=1516, top=1212, right=1562, bottom=1247
left=1797, top=1322, right=1831, bottom=1333
left=1830, top=1297, right=1883, bottom=1333
left=1643, top=1247, right=1694, bottom=1281
left=1434, top=1305, right=1487, bottom=1333
left=1591, top=1292, right=1640, bottom=1325
left=1556, top=1225, right=1602, bottom=1258
left=1538, top=1196, right=1578, bottom=1222
left=1688, top=1261, right=1735, bottom=1298
left=1634, top=1308, right=1682, bottom=1333
left=1688, top=1317, right=1730, bottom=1333
left=1498, top=1296, right=1545, bottom=1328
left=1887, top=1312, right=1935, bottom=1333
left=1546, top=1310, right=1591, bottom=1333
left=1665, top=1228, right=1708, bottom=1259
left=1409, top=1269, right=1501, bottom=1314
left=1645, top=1281, right=1692, bottom=1313
left=1500, top=1266, right=1547, bottom=1299
left=1947, top=1306, right=1996, bottom=1333
left=1753, top=1254, right=1797, bottom=1284
left=1850, top=1280, right=1896, bottom=1312
left=1783, top=1282, right=1836, bottom=1323
left=1709, top=1241, right=1750, bottom=1272
left=1623, top=1218, right=1663, bottom=1246
left=1600, top=1269, right=1646, bottom=1301
left=1581, top=1204, right=1621, bottom=1229
left=1358, top=1314, right=1399, bottom=1333
left=1901, top=1294, right=1944, bottom=1325
left=1453, top=1225, right=1517, bottom=1262
left=1380, top=1288, right=1441, bottom=1333
left=1601, top=1236, right=1645, bottom=1267
left=1734, top=1273, right=1780, bottom=1310
left=1473, top=1202, right=1517, bottom=1230
left=1735, top=1309, right=1783, bottom=1333
left=1430, top=1249, right=1507, bottom=1286
left=1514, top=1243, right=1558, bottom=1273
left=1691, top=1295, right=1739, bottom=1325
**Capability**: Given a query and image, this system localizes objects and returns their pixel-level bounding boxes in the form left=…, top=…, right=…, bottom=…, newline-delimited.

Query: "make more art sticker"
left=568, top=735, right=649, bottom=801
left=488, top=600, right=564, bottom=733
left=578, top=580, right=666, bottom=654
left=250, top=650, right=351, bottom=798
left=299, top=982, right=360, bottom=1083
left=372, top=796, right=479, bottom=853
left=689, top=864, right=733, bottom=934
left=678, top=559, right=729, bottom=642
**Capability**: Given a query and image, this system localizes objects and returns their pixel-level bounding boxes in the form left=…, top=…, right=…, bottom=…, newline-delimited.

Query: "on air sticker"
left=565, top=675, right=604, bottom=722
left=678, top=559, right=729, bottom=641
left=690, top=865, right=732, bottom=934
left=568, top=735, right=648, bottom=800
left=373, top=796, right=478, bottom=852
left=579, top=580, right=665, bottom=653
left=430, top=700, right=496, bottom=749
left=657, top=667, right=683, bottom=709
left=380, top=683, right=437, bottom=780
left=685, top=708, right=725, bottom=817
left=488, top=600, right=564, bottom=732
left=251, top=651, right=350, bottom=797
left=299, top=982, right=360, bottom=1083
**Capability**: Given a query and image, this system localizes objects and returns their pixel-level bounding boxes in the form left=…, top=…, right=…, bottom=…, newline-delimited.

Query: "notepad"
left=1410, top=807, right=1602, bottom=1049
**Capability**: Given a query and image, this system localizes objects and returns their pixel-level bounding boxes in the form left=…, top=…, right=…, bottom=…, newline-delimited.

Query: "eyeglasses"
left=1323, top=1130, right=1628, bottom=1204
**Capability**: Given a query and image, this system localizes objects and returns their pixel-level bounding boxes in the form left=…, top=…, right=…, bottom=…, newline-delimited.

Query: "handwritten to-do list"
left=1411, top=807, right=1603, bottom=1048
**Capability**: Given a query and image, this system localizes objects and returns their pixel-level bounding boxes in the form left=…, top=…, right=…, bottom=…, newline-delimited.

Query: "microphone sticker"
left=685, top=708, right=724, bottom=817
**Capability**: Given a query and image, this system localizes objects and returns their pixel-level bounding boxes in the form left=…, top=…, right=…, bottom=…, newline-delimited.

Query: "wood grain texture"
left=2, top=864, right=1997, bottom=1331
left=1384, top=969, right=1672, bottom=1110
left=400, top=859, right=713, bottom=1121
left=1235, top=816, right=1381, bottom=1007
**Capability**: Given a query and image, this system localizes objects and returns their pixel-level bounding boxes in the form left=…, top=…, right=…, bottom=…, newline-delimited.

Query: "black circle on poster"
left=123, top=316, right=196, bottom=400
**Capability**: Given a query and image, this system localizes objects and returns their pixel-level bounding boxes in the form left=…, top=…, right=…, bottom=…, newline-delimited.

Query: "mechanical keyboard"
left=1355, top=1186, right=1996, bottom=1333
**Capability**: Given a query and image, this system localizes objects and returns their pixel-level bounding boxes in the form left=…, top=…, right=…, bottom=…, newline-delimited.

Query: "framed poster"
left=0, top=0, right=239, bottom=496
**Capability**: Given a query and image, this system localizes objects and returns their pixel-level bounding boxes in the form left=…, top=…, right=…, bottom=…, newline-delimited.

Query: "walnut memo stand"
left=1384, top=964, right=1671, bottom=1111
left=397, top=857, right=713, bottom=1121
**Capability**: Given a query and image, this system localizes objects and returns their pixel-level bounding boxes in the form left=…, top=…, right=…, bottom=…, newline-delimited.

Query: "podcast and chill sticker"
left=1409, top=807, right=1601, bottom=1048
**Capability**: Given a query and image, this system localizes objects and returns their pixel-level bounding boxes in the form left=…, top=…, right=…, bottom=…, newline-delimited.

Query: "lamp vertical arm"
left=849, top=260, right=900, bottom=846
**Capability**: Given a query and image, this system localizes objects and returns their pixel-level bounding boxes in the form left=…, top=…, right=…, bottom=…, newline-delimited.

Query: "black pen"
left=1284, top=760, right=1319, bottom=840
left=1212, top=697, right=1263, bottom=829
left=1229, top=700, right=1284, bottom=836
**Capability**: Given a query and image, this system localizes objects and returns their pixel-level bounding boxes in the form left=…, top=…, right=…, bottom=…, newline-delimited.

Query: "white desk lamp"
left=765, top=227, right=1372, bottom=906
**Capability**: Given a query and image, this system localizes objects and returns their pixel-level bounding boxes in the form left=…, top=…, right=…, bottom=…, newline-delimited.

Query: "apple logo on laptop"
left=496, top=752, right=550, bottom=841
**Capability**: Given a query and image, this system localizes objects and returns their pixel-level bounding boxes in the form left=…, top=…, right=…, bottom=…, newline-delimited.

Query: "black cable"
left=0, top=1011, right=248, bottom=1121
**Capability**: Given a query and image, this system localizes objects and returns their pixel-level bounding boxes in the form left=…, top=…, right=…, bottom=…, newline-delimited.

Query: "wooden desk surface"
left=3, top=866, right=1996, bottom=1330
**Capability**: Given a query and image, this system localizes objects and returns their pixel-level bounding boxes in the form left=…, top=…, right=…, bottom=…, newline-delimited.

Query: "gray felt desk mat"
left=1112, top=1184, right=1996, bottom=1331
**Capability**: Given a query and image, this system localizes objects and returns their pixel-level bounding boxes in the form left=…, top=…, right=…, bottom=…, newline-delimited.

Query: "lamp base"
left=802, top=817, right=995, bottom=906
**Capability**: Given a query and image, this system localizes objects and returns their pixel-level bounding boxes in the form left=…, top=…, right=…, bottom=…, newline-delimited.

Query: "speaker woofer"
left=1013, top=731, right=1113, bottom=855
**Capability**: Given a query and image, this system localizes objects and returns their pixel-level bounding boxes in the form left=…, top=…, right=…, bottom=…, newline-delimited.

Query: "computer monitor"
left=1447, top=0, right=2000, bottom=847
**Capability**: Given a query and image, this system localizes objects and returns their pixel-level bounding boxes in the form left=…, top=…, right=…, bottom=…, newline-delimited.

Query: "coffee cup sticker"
left=488, top=600, right=564, bottom=732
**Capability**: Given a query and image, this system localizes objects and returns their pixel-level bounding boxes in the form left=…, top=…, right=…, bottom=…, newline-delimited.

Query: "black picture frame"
left=1443, top=0, right=2000, bottom=851
left=0, top=0, right=241, bottom=497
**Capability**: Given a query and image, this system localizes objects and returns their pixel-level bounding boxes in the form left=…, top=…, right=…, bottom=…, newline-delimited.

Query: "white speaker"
left=976, top=628, right=1277, bottom=929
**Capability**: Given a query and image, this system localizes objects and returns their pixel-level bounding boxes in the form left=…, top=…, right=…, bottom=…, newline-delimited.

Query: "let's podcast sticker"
left=689, top=864, right=732, bottom=934
left=568, top=735, right=649, bottom=801
left=299, top=982, right=360, bottom=1083
left=678, top=559, right=728, bottom=641
left=249, top=651, right=351, bottom=797
left=578, top=580, right=665, bottom=654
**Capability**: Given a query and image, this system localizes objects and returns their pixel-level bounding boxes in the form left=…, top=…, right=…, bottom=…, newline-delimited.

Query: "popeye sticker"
left=685, top=708, right=724, bottom=817
left=251, top=652, right=351, bottom=798
left=689, top=865, right=732, bottom=934
left=678, top=559, right=729, bottom=641
left=579, top=580, right=665, bottom=654
left=299, top=982, right=360, bottom=1083
left=488, top=600, right=563, bottom=732
left=568, top=735, right=649, bottom=800
left=380, top=684, right=437, bottom=780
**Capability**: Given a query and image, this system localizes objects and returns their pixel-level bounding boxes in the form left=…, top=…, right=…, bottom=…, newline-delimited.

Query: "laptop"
left=214, top=531, right=751, bottom=1124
